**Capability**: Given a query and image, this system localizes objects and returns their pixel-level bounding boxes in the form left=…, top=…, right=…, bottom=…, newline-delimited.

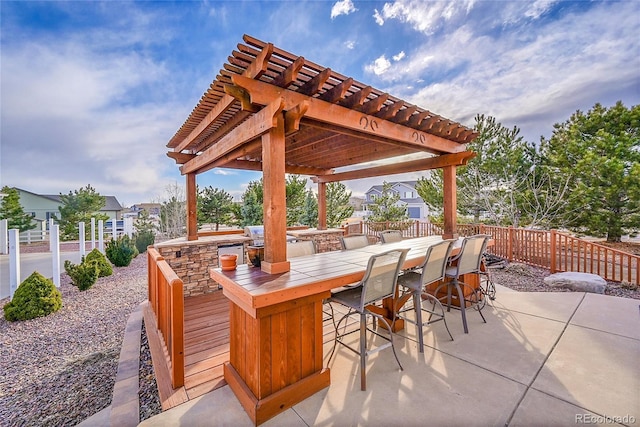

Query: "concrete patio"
left=139, top=285, right=639, bottom=426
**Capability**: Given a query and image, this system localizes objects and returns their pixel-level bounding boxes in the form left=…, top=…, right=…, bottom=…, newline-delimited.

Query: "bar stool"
left=433, top=235, right=490, bottom=333
left=395, top=239, right=456, bottom=352
left=328, top=249, right=409, bottom=391
left=339, top=234, right=370, bottom=250
left=380, top=230, right=403, bottom=243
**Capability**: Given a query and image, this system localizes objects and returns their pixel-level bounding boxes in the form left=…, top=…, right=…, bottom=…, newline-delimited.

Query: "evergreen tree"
left=241, top=180, right=263, bottom=226
left=198, top=186, right=233, bottom=231
left=326, top=182, right=354, bottom=227
left=366, top=182, right=407, bottom=222
left=285, top=175, right=308, bottom=226
left=0, top=186, right=36, bottom=232
left=57, top=185, right=108, bottom=241
left=300, top=189, right=318, bottom=227
left=539, top=101, right=640, bottom=241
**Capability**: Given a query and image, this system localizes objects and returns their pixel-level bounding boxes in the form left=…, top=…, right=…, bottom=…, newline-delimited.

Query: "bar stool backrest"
left=420, top=239, right=456, bottom=286
left=340, top=234, right=370, bottom=250
left=453, top=235, right=490, bottom=276
left=359, top=249, right=409, bottom=311
left=380, top=230, right=403, bottom=243
left=287, top=240, right=316, bottom=258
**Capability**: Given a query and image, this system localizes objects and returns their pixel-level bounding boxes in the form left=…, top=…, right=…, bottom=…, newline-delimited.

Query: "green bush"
left=85, top=248, right=113, bottom=277
left=105, top=235, right=137, bottom=267
left=134, top=231, right=155, bottom=254
left=65, top=258, right=99, bottom=291
left=3, top=272, right=62, bottom=321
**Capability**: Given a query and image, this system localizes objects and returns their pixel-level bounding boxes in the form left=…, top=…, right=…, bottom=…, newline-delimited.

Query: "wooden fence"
left=147, top=247, right=185, bottom=388
left=354, top=221, right=639, bottom=285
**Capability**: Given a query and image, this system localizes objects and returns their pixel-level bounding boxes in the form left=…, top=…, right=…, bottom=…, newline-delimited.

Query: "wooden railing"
left=147, top=247, right=185, bottom=388
left=355, top=221, right=639, bottom=285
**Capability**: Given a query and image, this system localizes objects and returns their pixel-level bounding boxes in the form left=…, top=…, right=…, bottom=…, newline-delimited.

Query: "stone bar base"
left=155, top=235, right=251, bottom=297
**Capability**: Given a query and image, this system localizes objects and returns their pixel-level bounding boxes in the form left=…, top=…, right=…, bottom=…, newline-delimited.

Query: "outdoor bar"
left=165, top=34, right=477, bottom=424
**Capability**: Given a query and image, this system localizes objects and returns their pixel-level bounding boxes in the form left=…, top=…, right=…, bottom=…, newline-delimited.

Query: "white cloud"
left=0, top=35, right=184, bottom=206
left=331, top=0, right=357, bottom=19
left=377, top=0, right=476, bottom=35
left=365, top=55, right=392, bottom=75
left=525, top=0, right=557, bottom=19
left=393, top=51, right=406, bottom=61
left=345, top=40, right=356, bottom=50
left=213, top=169, right=237, bottom=176
left=373, top=2, right=640, bottom=141
left=373, top=9, right=385, bottom=25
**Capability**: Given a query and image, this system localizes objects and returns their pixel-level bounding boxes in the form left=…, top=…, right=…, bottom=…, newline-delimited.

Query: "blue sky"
left=1, top=0, right=639, bottom=207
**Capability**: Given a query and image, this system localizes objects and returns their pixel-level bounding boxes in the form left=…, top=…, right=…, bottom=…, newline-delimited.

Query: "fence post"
left=0, top=219, right=8, bottom=254
left=91, top=218, right=96, bottom=250
left=79, top=222, right=86, bottom=257
left=98, top=220, right=104, bottom=253
left=51, top=224, right=60, bottom=287
left=550, top=229, right=557, bottom=274
left=49, top=218, right=54, bottom=252
left=9, top=229, right=20, bottom=300
left=124, top=217, right=134, bottom=238
left=508, top=226, right=514, bottom=262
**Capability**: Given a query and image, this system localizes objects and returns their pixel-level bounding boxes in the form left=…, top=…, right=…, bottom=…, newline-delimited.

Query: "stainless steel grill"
left=244, top=226, right=265, bottom=246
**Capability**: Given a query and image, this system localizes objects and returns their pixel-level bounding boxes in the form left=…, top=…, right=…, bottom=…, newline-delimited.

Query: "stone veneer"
left=155, top=235, right=251, bottom=297
left=286, top=228, right=345, bottom=253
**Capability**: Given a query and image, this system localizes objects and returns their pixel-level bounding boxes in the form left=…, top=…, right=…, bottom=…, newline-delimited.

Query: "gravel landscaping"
left=1, top=246, right=637, bottom=427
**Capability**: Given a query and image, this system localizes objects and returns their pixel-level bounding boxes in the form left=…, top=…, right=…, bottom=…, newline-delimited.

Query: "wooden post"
left=317, top=181, right=327, bottom=230
left=507, top=226, right=514, bottom=262
left=261, top=112, right=290, bottom=274
left=442, top=165, right=458, bottom=239
left=186, top=173, right=198, bottom=241
left=550, top=229, right=557, bottom=273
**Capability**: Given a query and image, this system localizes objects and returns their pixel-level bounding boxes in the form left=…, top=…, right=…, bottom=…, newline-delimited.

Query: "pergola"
left=167, top=34, right=477, bottom=275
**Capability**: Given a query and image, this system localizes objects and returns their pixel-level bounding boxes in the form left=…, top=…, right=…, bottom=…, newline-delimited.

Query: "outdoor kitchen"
left=154, top=226, right=346, bottom=296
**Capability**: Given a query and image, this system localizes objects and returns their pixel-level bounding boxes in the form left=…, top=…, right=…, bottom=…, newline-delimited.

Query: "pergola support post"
left=317, top=181, right=327, bottom=230
left=442, top=165, right=458, bottom=240
left=261, top=112, right=290, bottom=274
left=186, top=173, right=198, bottom=241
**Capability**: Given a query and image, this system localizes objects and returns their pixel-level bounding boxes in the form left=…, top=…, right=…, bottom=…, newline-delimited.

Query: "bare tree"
left=157, top=182, right=186, bottom=238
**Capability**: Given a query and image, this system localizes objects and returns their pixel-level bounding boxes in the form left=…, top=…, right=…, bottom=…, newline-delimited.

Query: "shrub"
left=134, top=231, right=155, bottom=254
left=85, top=248, right=113, bottom=277
left=105, top=235, right=137, bottom=267
left=3, top=272, right=62, bottom=321
left=65, top=258, right=99, bottom=291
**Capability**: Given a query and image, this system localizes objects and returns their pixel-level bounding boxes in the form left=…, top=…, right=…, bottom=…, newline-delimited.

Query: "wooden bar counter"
left=210, top=236, right=450, bottom=425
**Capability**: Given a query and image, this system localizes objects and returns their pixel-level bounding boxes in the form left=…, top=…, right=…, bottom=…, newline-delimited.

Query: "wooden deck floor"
left=144, top=291, right=358, bottom=411
left=144, top=291, right=230, bottom=410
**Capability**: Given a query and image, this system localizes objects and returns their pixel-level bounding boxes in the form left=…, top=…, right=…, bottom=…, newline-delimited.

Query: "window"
left=404, top=191, right=413, bottom=199
left=407, top=207, right=421, bottom=218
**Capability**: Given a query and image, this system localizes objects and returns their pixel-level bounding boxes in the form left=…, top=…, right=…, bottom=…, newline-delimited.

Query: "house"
left=363, top=181, right=429, bottom=220
left=127, top=203, right=161, bottom=219
left=13, top=188, right=124, bottom=227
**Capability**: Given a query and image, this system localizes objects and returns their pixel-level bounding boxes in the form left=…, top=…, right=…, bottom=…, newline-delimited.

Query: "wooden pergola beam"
left=311, top=151, right=476, bottom=183
left=180, top=98, right=285, bottom=175
left=230, top=75, right=465, bottom=155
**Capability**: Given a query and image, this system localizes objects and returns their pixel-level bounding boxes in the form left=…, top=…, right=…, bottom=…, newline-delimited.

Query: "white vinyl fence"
left=2, top=218, right=135, bottom=300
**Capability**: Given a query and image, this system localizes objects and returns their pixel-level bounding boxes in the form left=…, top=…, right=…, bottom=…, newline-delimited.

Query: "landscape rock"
left=543, top=272, right=607, bottom=294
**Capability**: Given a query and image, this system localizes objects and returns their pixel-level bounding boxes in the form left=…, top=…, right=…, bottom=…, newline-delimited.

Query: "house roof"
left=166, top=34, right=477, bottom=180
left=365, top=181, right=419, bottom=194
left=42, top=194, right=123, bottom=211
